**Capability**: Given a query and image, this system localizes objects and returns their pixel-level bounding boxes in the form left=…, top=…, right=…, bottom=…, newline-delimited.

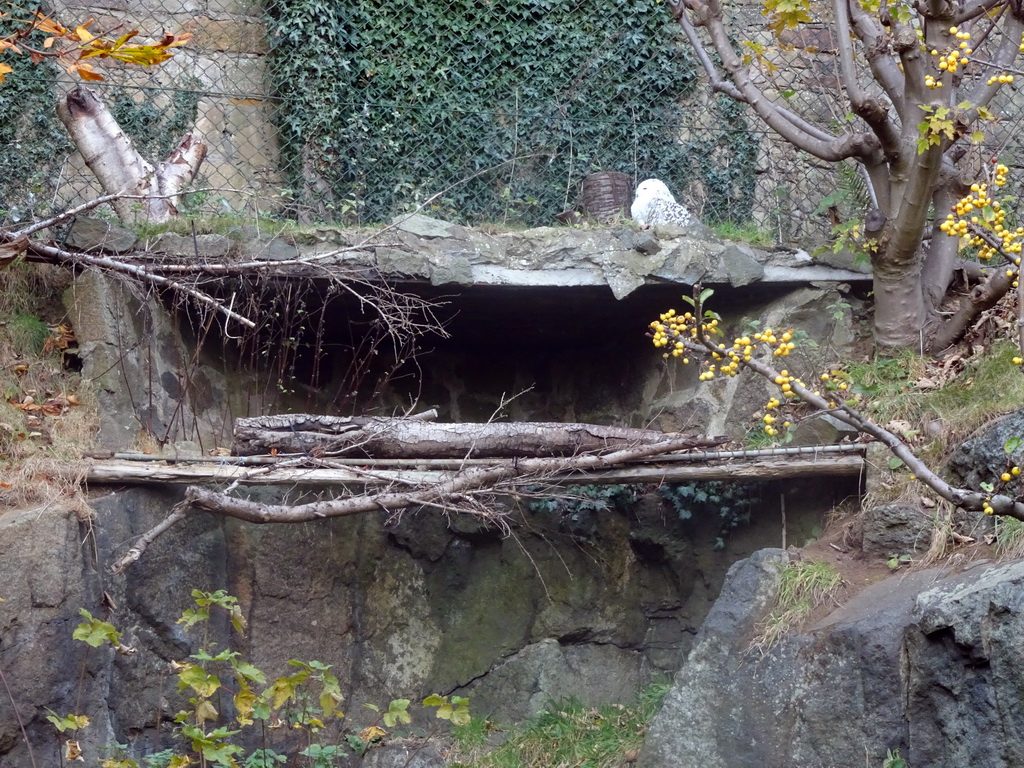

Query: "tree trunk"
left=56, top=86, right=206, bottom=223
left=232, top=414, right=710, bottom=458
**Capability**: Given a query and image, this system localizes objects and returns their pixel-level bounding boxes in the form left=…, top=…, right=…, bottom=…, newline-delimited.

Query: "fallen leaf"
left=64, top=740, right=83, bottom=761
left=359, top=725, right=387, bottom=743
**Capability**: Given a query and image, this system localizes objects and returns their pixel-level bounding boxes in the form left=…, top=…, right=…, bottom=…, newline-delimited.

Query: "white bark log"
left=86, top=453, right=865, bottom=487
left=56, top=86, right=206, bottom=223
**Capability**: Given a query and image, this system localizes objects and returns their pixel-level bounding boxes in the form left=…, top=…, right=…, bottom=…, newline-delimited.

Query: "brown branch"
left=111, top=433, right=728, bottom=570
left=110, top=502, right=190, bottom=574
left=23, top=239, right=256, bottom=328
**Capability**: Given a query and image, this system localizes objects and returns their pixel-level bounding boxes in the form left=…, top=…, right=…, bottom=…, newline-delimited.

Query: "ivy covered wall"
left=265, top=0, right=758, bottom=225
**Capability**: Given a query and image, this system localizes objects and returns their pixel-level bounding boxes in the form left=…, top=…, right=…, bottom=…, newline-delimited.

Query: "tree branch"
left=22, top=238, right=256, bottom=328
left=111, top=433, right=729, bottom=570
left=687, top=0, right=880, bottom=162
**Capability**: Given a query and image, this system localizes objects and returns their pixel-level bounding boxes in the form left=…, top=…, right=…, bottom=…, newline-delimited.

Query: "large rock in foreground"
left=640, top=550, right=1024, bottom=768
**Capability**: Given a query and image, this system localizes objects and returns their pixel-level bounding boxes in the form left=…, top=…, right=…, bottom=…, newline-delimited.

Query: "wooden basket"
left=580, top=171, right=632, bottom=223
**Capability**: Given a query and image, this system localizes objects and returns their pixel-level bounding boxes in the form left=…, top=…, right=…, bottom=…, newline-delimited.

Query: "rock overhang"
left=293, top=213, right=872, bottom=298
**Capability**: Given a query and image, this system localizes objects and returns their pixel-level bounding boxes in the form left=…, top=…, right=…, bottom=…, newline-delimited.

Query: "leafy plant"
left=264, top=0, right=758, bottom=226
left=449, top=683, right=669, bottom=768
left=659, top=480, right=761, bottom=548
left=52, top=590, right=469, bottom=766
left=527, top=484, right=638, bottom=542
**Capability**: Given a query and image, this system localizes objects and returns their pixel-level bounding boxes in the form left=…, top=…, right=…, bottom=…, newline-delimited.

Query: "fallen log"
left=232, top=414, right=705, bottom=459
left=86, top=451, right=864, bottom=488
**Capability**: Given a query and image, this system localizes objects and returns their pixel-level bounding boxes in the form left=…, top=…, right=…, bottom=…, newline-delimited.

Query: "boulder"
left=640, top=549, right=1024, bottom=768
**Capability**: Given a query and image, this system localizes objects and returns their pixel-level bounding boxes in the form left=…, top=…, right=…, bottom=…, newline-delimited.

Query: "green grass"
left=709, top=220, right=775, bottom=246
left=751, top=559, right=843, bottom=655
left=449, top=683, right=670, bottom=768
left=844, top=342, right=1024, bottom=469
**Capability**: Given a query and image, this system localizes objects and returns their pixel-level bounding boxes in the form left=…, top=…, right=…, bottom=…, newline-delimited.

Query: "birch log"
left=233, top=414, right=710, bottom=458
left=57, top=86, right=206, bottom=223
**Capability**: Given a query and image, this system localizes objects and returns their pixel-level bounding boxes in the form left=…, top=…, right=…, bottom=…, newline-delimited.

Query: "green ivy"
left=659, top=480, right=760, bottom=548
left=0, top=17, right=71, bottom=225
left=109, top=80, right=204, bottom=161
left=265, top=0, right=755, bottom=225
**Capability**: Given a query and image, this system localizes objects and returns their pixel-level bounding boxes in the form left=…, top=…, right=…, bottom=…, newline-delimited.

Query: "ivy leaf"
left=73, top=610, right=121, bottom=648
left=382, top=698, right=411, bottom=727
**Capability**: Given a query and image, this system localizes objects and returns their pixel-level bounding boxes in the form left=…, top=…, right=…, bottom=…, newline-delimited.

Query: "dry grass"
left=0, top=262, right=98, bottom=516
left=849, top=340, right=1024, bottom=510
left=749, top=558, right=844, bottom=655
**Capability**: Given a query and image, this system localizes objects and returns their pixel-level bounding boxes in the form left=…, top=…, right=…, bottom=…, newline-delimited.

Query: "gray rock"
left=947, top=409, right=1024, bottom=490
left=640, top=550, right=1024, bottom=768
left=145, top=232, right=232, bottom=259
left=243, top=236, right=299, bottom=261
left=862, top=502, right=934, bottom=558
left=392, top=213, right=465, bottom=239
left=459, top=639, right=643, bottom=723
left=719, top=243, right=765, bottom=286
left=789, top=413, right=860, bottom=446
left=65, top=216, right=138, bottom=253
left=632, top=231, right=662, bottom=255
left=361, top=741, right=445, bottom=768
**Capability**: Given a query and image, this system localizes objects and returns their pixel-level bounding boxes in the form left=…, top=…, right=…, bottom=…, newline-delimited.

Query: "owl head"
left=633, top=178, right=677, bottom=204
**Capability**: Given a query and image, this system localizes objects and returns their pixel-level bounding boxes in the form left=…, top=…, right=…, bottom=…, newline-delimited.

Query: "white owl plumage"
left=630, top=178, right=696, bottom=229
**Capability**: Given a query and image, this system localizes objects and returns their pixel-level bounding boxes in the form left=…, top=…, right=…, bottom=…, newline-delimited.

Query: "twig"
left=110, top=501, right=190, bottom=574
left=0, top=659, right=38, bottom=768
left=25, top=240, right=256, bottom=328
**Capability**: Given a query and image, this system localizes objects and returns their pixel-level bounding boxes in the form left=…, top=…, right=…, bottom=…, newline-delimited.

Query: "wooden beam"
left=85, top=453, right=864, bottom=488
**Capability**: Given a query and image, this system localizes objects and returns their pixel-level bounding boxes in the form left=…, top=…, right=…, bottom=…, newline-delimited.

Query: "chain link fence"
left=4, top=0, right=1022, bottom=243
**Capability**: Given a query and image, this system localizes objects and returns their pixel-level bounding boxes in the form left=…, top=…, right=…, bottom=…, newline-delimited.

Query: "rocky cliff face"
left=0, top=482, right=842, bottom=766
left=640, top=549, right=1024, bottom=768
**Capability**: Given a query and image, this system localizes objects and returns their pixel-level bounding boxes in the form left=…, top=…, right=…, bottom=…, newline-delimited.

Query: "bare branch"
left=834, top=0, right=902, bottom=155
left=111, top=433, right=730, bottom=569
left=659, top=292, right=1024, bottom=522
left=963, top=16, right=1024, bottom=114
left=23, top=239, right=257, bottom=328
left=676, top=10, right=837, bottom=143
left=684, top=0, right=879, bottom=162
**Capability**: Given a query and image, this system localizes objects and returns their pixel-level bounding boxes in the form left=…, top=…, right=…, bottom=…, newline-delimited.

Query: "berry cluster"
left=940, top=163, right=1021, bottom=269
left=984, top=466, right=1023, bottom=514
left=926, top=26, right=972, bottom=88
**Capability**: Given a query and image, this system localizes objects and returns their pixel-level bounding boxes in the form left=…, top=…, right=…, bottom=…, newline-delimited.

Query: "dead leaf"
left=64, top=740, right=83, bottom=761
left=359, top=725, right=387, bottom=743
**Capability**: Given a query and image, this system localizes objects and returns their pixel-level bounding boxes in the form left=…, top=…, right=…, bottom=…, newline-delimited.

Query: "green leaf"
left=73, top=610, right=121, bottom=648
left=45, top=710, right=90, bottom=733
left=887, top=457, right=904, bottom=470
left=1004, top=437, right=1021, bottom=455
left=177, top=664, right=221, bottom=698
left=382, top=698, right=411, bottom=727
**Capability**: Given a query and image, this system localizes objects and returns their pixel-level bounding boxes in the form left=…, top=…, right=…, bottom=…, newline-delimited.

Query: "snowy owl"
left=630, top=178, right=697, bottom=230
